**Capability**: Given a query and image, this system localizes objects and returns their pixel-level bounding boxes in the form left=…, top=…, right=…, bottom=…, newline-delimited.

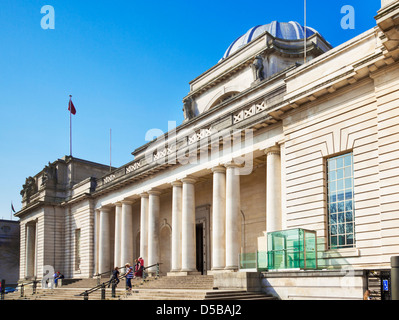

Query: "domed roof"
left=222, top=21, right=318, bottom=60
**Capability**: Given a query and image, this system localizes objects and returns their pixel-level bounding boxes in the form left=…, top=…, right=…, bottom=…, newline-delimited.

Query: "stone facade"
left=15, top=1, right=399, bottom=299
left=0, top=219, right=20, bottom=285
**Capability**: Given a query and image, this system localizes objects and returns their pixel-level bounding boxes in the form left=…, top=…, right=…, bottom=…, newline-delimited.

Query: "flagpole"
left=304, top=0, right=307, bottom=64
left=69, top=95, right=72, bottom=157
left=110, top=128, right=112, bottom=172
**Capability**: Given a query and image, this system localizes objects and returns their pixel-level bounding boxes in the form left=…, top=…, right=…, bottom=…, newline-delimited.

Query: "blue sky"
left=0, top=0, right=380, bottom=218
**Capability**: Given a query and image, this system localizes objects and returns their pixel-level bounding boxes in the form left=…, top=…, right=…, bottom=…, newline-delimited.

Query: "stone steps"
left=136, top=275, right=214, bottom=289
left=204, top=290, right=277, bottom=300
left=4, top=275, right=276, bottom=300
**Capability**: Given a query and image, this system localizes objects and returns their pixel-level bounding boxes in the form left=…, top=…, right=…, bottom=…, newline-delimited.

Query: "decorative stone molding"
left=103, top=174, right=116, bottom=184
left=188, top=127, right=214, bottom=145
left=126, top=158, right=147, bottom=173
left=211, top=165, right=226, bottom=173
left=264, top=145, right=280, bottom=156
left=153, top=146, right=176, bottom=161
left=181, top=176, right=197, bottom=184
left=148, top=189, right=162, bottom=196
left=171, top=180, right=183, bottom=187
left=233, top=101, right=267, bottom=124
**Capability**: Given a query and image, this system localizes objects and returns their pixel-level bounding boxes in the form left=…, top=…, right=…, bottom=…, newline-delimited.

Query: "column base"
left=207, top=269, right=229, bottom=275
left=224, top=266, right=239, bottom=272
left=167, top=270, right=201, bottom=276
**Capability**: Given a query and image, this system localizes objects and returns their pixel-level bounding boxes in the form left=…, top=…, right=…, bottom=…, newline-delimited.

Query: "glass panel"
left=345, top=191, right=352, bottom=200
left=345, top=178, right=352, bottom=188
left=346, top=211, right=353, bottom=222
left=257, top=251, right=268, bottom=271
left=267, top=229, right=317, bottom=270
left=329, top=159, right=336, bottom=170
left=345, top=200, right=352, bottom=211
left=344, top=155, right=352, bottom=166
left=239, top=253, right=257, bottom=269
left=337, top=157, right=343, bottom=168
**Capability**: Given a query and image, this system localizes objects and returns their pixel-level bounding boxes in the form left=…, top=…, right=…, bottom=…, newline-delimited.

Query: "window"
left=327, top=153, right=355, bottom=249
left=75, top=229, right=81, bottom=270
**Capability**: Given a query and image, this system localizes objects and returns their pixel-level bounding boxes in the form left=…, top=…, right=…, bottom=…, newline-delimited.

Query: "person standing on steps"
left=124, top=263, right=133, bottom=292
left=108, top=267, right=120, bottom=288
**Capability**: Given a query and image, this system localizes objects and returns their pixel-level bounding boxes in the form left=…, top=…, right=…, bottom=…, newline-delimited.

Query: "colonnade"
left=96, top=145, right=282, bottom=275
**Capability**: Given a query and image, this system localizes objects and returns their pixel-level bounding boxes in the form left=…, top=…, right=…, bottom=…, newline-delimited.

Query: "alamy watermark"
left=341, top=5, right=355, bottom=30
left=40, top=5, right=55, bottom=30
left=144, top=121, right=254, bottom=176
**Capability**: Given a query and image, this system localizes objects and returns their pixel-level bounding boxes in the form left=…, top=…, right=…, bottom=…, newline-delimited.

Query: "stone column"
left=171, top=181, right=183, bottom=272
left=181, top=177, right=197, bottom=273
left=148, top=190, right=161, bottom=273
left=139, top=193, right=149, bottom=268
left=211, top=166, right=226, bottom=271
left=225, top=163, right=241, bottom=270
left=98, top=207, right=111, bottom=274
left=266, top=145, right=282, bottom=233
left=114, top=202, right=122, bottom=268
left=25, top=222, right=36, bottom=279
left=121, top=200, right=134, bottom=266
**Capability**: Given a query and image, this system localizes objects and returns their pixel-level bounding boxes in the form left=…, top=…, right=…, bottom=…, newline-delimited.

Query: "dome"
left=222, top=21, right=318, bottom=60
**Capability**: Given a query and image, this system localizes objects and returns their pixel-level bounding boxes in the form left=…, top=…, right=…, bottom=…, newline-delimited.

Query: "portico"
left=93, top=143, right=282, bottom=277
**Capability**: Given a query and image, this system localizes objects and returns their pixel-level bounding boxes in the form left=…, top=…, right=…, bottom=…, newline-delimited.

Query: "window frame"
left=326, top=152, right=355, bottom=250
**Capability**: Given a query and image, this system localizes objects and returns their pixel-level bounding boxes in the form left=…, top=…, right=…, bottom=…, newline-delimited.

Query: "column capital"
left=121, top=200, right=134, bottom=205
left=140, top=192, right=149, bottom=198
left=181, top=176, right=197, bottom=184
left=224, top=161, right=243, bottom=169
left=211, top=165, right=226, bottom=173
left=148, top=189, right=162, bottom=196
left=171, top=180, right=183, bottom=187
left=99, top=206, right=112, bottom=212
left=264, top=144, right=280, bottom=156
left=115, top=201, right=123, bottom=207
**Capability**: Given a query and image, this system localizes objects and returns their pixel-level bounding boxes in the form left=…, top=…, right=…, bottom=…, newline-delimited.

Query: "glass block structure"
left=267, top=229, right=317, bottom=270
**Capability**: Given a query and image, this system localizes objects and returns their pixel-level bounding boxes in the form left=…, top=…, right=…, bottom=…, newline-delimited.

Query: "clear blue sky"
left=0, top=0, right=380, bottom=218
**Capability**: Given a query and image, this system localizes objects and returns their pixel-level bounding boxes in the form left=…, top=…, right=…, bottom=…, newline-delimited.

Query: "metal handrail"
left=17, top=278, right=40, bottom=297
left=77, top=262, right=162, bottom=300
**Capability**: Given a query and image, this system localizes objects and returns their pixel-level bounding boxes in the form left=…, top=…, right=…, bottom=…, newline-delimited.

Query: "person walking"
left=124, top=263, right=133, bottom=292
left=108, top=267, right=120, bottom=288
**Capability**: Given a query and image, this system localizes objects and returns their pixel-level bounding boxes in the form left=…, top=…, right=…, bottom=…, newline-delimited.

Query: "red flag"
left=68, top=98, right=76, bottom=115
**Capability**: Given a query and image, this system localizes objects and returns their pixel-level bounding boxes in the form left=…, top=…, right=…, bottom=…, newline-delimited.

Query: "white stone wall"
left=374, top=65, right=399, bottom=265
left=282, top=71, right=399, bottom=269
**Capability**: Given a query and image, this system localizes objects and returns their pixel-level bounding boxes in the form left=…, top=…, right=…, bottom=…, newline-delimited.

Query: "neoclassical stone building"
left=15, top=0, right=399, bottom=299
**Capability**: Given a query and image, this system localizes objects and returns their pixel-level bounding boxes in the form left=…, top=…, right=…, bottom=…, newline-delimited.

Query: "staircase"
left=121, top=275, right=276, bottom=300
left=4, top=275, right=277, bottom=300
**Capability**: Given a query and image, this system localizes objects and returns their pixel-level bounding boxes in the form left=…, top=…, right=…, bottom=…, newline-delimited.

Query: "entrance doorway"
left=195, top=205, right=210, bottom=275
left=196, top=221, right=206, bottom=274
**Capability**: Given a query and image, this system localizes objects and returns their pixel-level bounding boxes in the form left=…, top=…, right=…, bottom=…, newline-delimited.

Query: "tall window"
left=327, top=153, right=355, bottom=249
left=75, top=229, right=81, bottom=270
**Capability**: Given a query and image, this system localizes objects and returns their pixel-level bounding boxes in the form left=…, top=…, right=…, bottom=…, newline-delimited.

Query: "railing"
left=77, top=263, right=162, bottom=300
left=16, top=279, right=40, bottom=298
